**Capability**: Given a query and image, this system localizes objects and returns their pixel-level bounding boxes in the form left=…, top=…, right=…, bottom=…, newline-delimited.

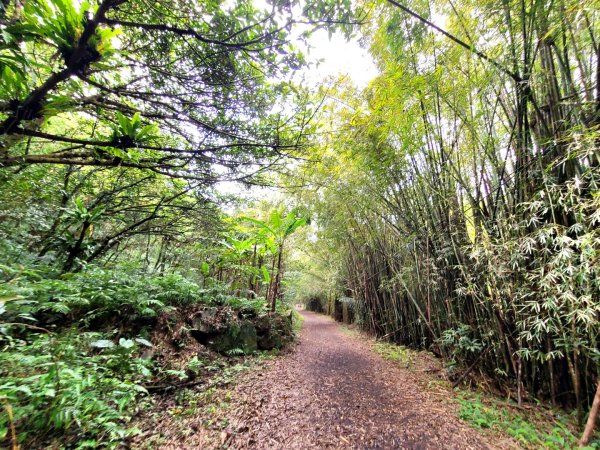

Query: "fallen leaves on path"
left=227, top=311, right=494, bottom=449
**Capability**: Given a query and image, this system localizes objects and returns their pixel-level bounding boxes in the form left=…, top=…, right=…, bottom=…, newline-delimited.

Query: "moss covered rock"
left=189, top=307, right=292, bottom=355
left=255, top=313, right=293, bottom=350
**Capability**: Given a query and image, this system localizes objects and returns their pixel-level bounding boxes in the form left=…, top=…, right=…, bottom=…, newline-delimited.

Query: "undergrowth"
left=134, top=354, right=272, bottom=448
left=373, top=341, right=412, bottom=368
left=0, top=258, right=272, bottom=448
left=0, top=262, right=248, bottom=329
left=456, top=393, right=600, bottom=449
left=0, top=331, right=154, bottom=448
left=366, top=336, right=599, bottom=448
left=292, top=309, right=305, bottom=336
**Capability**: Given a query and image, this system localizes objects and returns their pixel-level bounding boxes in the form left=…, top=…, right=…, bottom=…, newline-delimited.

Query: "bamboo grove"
left=296, top=0, right=600, bottom=421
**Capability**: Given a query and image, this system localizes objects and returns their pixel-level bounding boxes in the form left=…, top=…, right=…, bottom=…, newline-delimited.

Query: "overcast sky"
left=243, top=0, right=379, bottom=88
left=298, top=28, right=378, bottom=88
left=215, top=6, right=379, bottom=198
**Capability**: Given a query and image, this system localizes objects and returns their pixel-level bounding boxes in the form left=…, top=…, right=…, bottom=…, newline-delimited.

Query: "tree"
left=243, top=209, right=308, bottom=311
left=0, top=0, right=357, bottom=182
left=286, top=0, right=600, bottom=417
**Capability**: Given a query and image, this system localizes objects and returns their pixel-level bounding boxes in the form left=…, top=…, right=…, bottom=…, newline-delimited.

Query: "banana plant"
left=242, top=209, right=308, bottom=311
left=218, top=229, right=272, bottom=296
left=62, top=197, right=105, bottom=272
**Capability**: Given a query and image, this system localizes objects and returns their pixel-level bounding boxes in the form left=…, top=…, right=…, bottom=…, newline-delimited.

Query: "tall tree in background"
left=0, top=0, right=358, bottom=273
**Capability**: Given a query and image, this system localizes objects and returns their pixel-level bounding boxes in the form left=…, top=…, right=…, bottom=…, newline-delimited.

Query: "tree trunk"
left=62, top=221, right=90, bottom=272
left=579, top=381, right=600, bottom=446
left=270, top=244, right=284, bottom=312
left=248, top=243, right=257, bottom=298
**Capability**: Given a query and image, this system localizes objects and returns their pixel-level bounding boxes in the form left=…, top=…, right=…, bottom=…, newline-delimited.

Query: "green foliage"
left=289, top=0, right=600, bottom=421
left=241, top=209, right=309, bottom=247
left=239, top=208, right=309, bottom=310
left=0, top=331, right=152, bottom=448
left=68, top=197, right=105, bottom=225
left=291, top=309, right=305, bottom=336
left=225, top=347, right=245, bottom=356
left=0, top=263, right=212, bottom=328
left=224, top=297, right=267, bottom=313
left=456, top=394, right=600, bottom=449
left=0, top=0, right=355, bottom=176
left=0, top=256, right=276, bottom=447
left=13, top=0, right=99, bottom=60
left=1, top=0, right=598, bottom=446
left=437, top=325, right=485, bottom=368
left=373, top=342, right=412, bottom=367
left=0, top=0, right=361, bottom=447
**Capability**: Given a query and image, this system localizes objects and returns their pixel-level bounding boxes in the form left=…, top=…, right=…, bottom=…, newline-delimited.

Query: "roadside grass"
left=373, top=341, right=412, bottom=368
left=453, top=390, right=588, bottom=450
left=292, top=309, right=305, bottom=336
left=455, top=392, right=600, bottom=449
left=340, top=323, right=360, bottom=338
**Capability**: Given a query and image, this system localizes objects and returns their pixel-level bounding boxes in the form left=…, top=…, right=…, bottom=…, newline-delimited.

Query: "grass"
left=373, top=341, right=412, bottom=368
left=292, top=309, right=305, bottom=336
left=340, top=323, right=360, bottom=338
left=456, top=392, right=600, bottom=449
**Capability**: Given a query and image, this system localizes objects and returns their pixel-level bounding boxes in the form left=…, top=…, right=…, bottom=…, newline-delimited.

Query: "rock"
left=188, top=306, right=292, bottom=355
left=207, top=326, right=236, bottom=353
left=238, top=320, right=258, bottom=353
left=238, top=305, right=258, bottom=319
left=203, top=320, right=257, bottom=354
left=255, top=313, right=293, bottom=350
left=254, top=314, right=272, bottom=333
left=191, top=307, right=220, bottom=334
left=257, top=331, right=282, bottom=350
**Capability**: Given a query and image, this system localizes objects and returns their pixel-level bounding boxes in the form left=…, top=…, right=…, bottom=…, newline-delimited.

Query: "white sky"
left=298, top=29, right=378, bottom=89
left=245, top=0, right=378, bottom=87
left=215, top=1, right=378, bottom=198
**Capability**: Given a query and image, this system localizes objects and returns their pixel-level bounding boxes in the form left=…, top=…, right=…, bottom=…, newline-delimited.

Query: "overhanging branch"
left=386, top=0, right=522, bottom=83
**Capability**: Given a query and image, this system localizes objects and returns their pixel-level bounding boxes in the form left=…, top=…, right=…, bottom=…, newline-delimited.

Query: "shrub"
left=0, top=331, right=153, bottom=448
left=0, top=263, right=215, bottom=329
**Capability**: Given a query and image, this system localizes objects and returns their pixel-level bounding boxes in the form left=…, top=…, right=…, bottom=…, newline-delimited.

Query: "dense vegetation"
left=0, top=0, right=326, bottom=446
left=0, top=0, right=598, bottom=446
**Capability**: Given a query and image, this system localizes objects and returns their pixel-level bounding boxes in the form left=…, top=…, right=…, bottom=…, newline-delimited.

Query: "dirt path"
left=227, top=311, right=491, bottom=449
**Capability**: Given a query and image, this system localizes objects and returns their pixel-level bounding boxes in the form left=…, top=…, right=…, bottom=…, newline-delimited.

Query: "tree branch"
left=386, top=0, right=522, bottom=83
